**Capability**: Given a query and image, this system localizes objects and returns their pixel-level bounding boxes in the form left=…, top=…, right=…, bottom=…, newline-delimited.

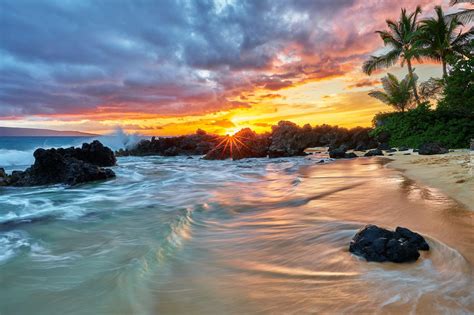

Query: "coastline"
left=385, top=150, right=474, bottom=211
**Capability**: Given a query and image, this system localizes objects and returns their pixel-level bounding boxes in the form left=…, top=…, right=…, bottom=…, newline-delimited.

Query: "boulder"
left=6, top=141, right=116, bottom=187
left=398, top=146, right=409, bottom=152
left=418, top=143, right=448, bottom=155
left=329, top=148, right=346, bottom=159
left=364, top=149, right=384, bottom=157
left=344, top=152, right=358, bottom=159
left=268, top=121, right=308, bottom=157
left=378, top=143, right=391, bottom=150
left=385, top=148, right=397, bottom=153
left=349, top=225, right=429, bottom=263
left=355, top=144, right=368, bottom=151
left=77, top=140, right=116, bottom=166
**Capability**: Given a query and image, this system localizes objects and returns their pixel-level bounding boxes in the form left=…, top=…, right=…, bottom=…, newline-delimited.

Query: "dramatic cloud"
left=0, top=0, right=441, bottom=126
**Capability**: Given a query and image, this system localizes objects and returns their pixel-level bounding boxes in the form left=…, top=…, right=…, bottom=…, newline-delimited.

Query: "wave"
left=94, top=127, right=143, bottom=151
left=0, top=127, right=143, bottom=169
left=0, top=148, right=35, bottom=169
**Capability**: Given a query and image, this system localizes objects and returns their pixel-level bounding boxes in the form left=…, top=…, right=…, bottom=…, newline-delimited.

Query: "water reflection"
left=0, top=157, right=472, bottom=314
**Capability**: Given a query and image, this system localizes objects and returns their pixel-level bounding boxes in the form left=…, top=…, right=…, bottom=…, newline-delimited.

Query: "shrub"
left=371, top=103, right=474, bottom=148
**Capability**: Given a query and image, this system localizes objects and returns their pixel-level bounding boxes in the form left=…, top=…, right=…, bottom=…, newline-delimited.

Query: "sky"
left=0, top=0, right=462, bottom=136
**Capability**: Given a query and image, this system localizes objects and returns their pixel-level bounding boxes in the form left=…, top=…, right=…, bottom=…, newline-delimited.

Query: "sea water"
left=0, top=137, right=473, bottom=314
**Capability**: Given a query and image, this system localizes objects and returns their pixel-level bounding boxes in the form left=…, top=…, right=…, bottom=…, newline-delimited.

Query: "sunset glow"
left=0, top=0, right=455, bottom=135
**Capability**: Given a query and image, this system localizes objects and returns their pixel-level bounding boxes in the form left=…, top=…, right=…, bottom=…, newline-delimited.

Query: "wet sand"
left=386, top=150, right=474, bottom=211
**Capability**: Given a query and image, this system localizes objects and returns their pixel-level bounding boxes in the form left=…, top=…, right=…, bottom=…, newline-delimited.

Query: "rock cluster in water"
left=118, top=121, right=380, bottom=160
left=115, top=121, right=455, bottom=160
left=349, top=225, right=429, bottom=263
left=0, top=140, right=116, bottom=187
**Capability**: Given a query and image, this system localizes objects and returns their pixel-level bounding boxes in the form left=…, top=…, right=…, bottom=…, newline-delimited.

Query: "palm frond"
left=447, top=9, right=474, bottom=23
left=368, top=91, right=391, bottom=105
left=362, top=49, right=401, bottom=75
left=450, top=0, right=474, bottom=5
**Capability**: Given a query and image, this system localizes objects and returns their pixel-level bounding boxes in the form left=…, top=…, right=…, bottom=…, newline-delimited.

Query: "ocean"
left=0, top=137, right=473, bottom=314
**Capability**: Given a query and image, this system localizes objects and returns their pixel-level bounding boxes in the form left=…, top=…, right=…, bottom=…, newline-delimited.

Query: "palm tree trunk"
left=406, top=59, right=421, bottom=106
left=442, top=60, right=448, bottom=79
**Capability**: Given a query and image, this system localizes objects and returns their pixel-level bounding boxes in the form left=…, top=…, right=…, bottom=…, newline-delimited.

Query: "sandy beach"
left=386, top=150, right=474, bottom=211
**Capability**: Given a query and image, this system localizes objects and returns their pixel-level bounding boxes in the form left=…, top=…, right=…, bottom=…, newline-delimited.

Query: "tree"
left=419, top=6, right=473, bottom=78
left=363, top=7, right=423, bottom=105
left=418, top=78, right=444, bottom=103
left=438, top=58, right=474, bottom=113
left=446, top=0, right=474, bottom=24
left=368, top=73, right=417, bottom=112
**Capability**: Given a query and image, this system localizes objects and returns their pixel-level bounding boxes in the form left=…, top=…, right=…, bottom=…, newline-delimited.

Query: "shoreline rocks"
left=418, top=143, right=449, bottom=155
left=1, top=140, right=116, bottom=187
left=118, top=121, right=379, bottom=160
left=349, top=225, right=429, bottom=263
left=364, top=148, right=384, bottom=157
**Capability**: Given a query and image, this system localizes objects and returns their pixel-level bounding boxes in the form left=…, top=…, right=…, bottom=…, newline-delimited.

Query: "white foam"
left=0, top=230, right=31, bottom=263
left=95, top=127, right=143, bottom=151
left=0, top=148, right=35, bottom=168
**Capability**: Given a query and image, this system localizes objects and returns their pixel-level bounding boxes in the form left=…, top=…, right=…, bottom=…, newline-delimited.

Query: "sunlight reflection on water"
left=0, top=156, right=472, bottom=314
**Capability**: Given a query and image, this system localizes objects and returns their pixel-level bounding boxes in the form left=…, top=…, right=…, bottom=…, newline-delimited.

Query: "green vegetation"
left=438, top=58, right=474, bottom=113
left=363, top=7, right=423, bottom=104
left=368, top=73, right=417, bottom=112
left=419, top=6, right=472, bottom=78
left=371, top=104, right=474, bottom=148
left=365, top=5, right=473, bottom=148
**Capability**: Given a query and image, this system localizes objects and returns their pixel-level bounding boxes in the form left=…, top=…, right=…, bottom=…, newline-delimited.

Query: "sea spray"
left=0, top=149, right=35, bottom=169
left=95, top=127, right=143, bottom=151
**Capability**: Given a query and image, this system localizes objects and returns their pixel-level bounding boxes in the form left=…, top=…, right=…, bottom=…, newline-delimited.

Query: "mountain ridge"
left=0, top=127, right=99, bottom=137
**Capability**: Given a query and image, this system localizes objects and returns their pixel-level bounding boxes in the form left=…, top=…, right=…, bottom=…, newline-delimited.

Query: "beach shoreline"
left=385, top=150, right=474, bottom=211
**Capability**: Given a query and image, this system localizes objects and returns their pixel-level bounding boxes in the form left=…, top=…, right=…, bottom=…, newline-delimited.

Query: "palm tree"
left=363, top=7, right=423, bottom=105
left=447, top=0, right=474, bottom=23
left=419, top=6, right=473, bottom=78
left=368, top=73, right=417, bottom=112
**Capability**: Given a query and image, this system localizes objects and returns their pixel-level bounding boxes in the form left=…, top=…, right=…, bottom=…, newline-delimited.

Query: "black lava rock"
left=344, top=152, right=358, bottom=159
left=378, top=143, right=391, bottom=150
left=349, top=225, right=429, bottom=263
left=364, top=149, right=384, bottom=157
left=418, top=143, right=448, bottom=155
left=398, top=146, right=409, bottom=152
left=329, top=148, right=347, bottom=159
left=6, top=141, right=116, bottom=187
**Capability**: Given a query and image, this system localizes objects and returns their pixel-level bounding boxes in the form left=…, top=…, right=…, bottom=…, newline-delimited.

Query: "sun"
left=223, top=127, right=242, bottom=136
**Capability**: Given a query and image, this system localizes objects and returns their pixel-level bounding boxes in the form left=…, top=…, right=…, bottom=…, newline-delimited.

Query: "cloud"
left=0, top=0, right=441, bottom=121
left=208, top=119, right=235, bottom=128
left=346, top=78, right=381, bottom=89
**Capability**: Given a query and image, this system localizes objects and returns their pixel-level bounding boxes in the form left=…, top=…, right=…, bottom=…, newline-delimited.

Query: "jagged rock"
left=349, top=225, right=429, bottom=263
left=0, top=168, right=7, bottom=186
left=364, top=149, right=384, bottom=157
left=119, top=122, right=378, bottom=159
left=329, top=148, right=346, bottom=159
left=418, top=143, right=448, bottom=155
left=268, top=121, right=308, bottom=157
left=5, top=141, right=116, bottom=187
left=204, top=128, right=270, bottom=160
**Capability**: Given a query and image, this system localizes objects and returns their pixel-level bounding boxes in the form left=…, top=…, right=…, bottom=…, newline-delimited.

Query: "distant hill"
left=0, top=127, right=99, bottom=137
